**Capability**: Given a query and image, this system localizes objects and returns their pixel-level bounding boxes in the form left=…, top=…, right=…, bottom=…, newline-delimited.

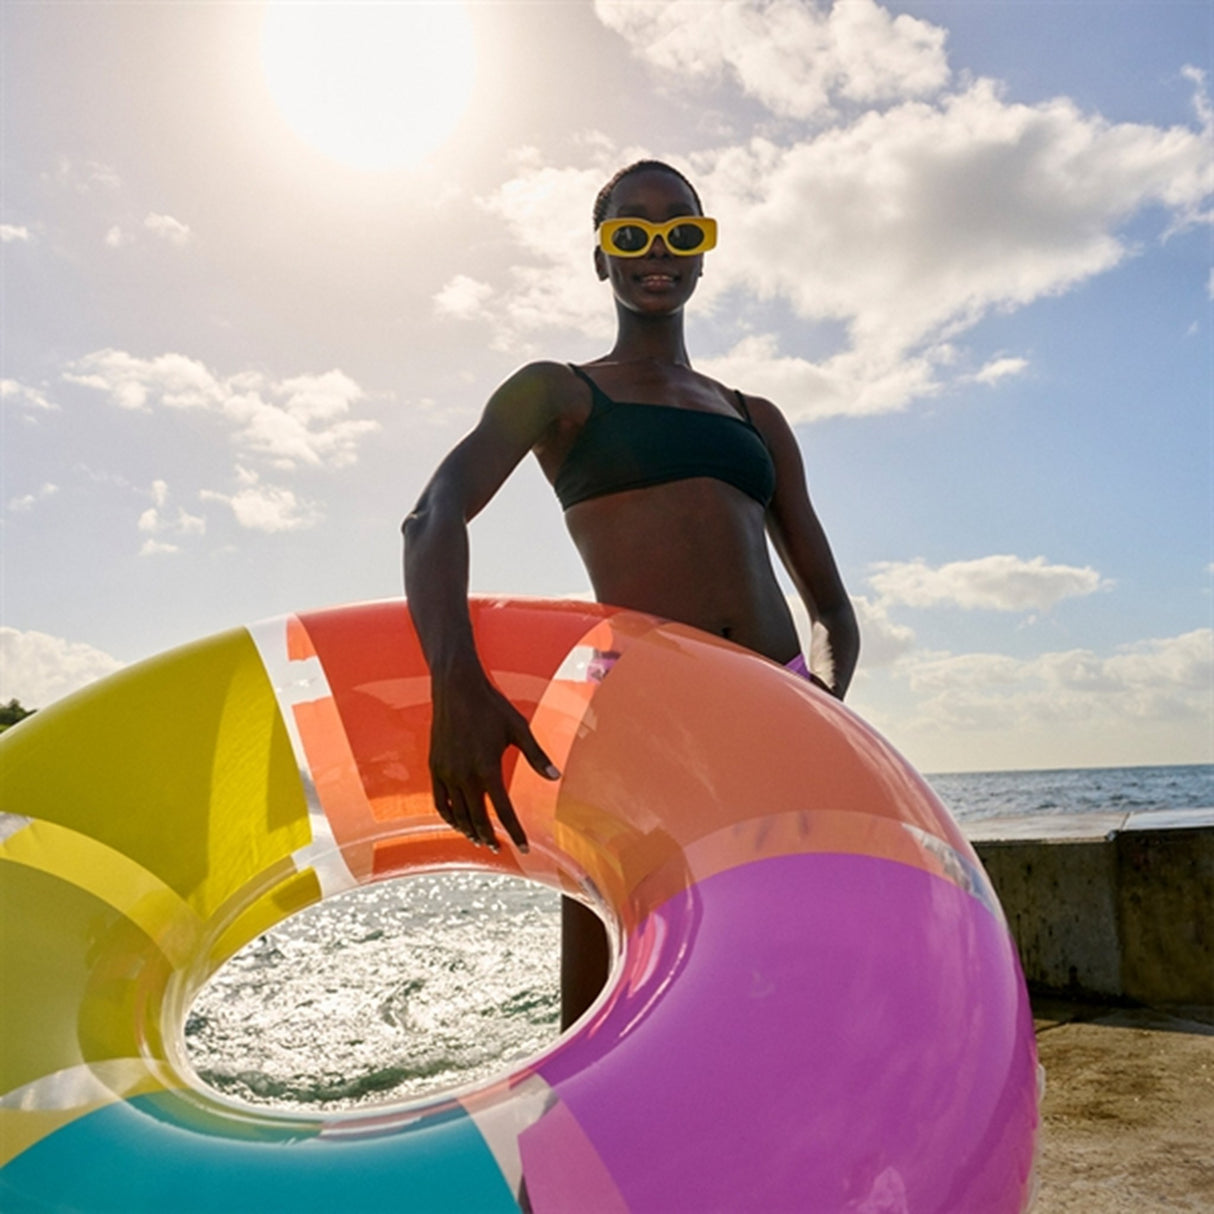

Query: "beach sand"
left=1032, top=997, right=1214, bottom=1212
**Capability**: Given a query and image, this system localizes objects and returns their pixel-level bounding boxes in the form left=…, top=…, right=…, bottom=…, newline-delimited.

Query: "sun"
left=259, top=2, right=477, bottom=172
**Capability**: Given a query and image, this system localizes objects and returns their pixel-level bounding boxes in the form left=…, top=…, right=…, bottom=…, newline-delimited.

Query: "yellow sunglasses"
left=598, top=216, right=718, bottom=258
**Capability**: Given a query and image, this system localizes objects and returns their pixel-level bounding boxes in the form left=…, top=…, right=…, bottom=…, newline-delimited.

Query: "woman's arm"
left=402, top=362, right=569, bottom=851
left=747, top=395, right=860, bottom=699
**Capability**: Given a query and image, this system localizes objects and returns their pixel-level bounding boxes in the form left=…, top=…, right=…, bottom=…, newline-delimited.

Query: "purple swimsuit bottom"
left=783, top=652, right=813, bottom=681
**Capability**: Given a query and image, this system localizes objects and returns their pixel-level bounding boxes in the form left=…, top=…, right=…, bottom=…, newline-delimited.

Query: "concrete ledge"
left=968, top=820, right=1213, bottom=1006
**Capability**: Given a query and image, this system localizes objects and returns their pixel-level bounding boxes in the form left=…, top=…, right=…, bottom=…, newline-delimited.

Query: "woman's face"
left=596, top=168, right=705, bottom=315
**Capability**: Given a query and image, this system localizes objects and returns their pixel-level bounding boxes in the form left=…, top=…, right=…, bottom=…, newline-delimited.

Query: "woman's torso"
left=532, top=361, right=801, bottom=663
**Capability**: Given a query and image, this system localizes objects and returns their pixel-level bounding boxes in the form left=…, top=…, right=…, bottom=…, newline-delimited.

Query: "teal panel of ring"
left=0, top=1093, right=518, bottom=1213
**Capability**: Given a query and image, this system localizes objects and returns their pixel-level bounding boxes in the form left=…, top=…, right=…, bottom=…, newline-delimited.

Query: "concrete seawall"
left=965, top=809, right=1214, bottom=1007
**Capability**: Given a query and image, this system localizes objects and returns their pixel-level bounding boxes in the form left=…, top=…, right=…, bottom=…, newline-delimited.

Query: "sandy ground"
left=1031, top=998, right=1214, bottom=1213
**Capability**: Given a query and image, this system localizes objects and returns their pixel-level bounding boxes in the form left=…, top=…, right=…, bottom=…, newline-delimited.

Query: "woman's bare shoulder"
left=732, top=389, right=785, bottom=423
left=734, top=389, right=796, bottom=438
left=480, top=360, right=585, bottom=433
left=496, top=360, right=581, bottom=400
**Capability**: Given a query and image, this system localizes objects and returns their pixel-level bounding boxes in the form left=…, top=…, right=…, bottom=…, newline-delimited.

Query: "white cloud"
left=104, top=225, right=132, bottom=248
left=64, top=352, right=379, bottom=469
left=223, top=371, right=377, bottom=468
left=850, top=594, right=916, bottom=666
left=594, top=0, right=950, bottom=122
left=694, top=83, right=1211, bottom=399
left=697, top=332, right=947, bottom=421
left=65, top=351, right=220, bottom=410
left=904, top=651, right=1032, bottom=695
left=1181, top=65, right=1212, bottom=134
left=1, top=379, right=58, bottom=413
left=972, top=356, right=1028, bottom=386
left=45, top=157, right=120, bottom=193
left=869, top=554, right=1110, bottom=612
left=434, top=274, right=494, bottom=320
left=1, top=224, right=31, bottom=243
left=136, top=480, right=205, bottom=553
left=895, top=628, right=1213, bottom=735
left=201, top=469, right=320, bottom=532
left=1103, top=628, right=1214, bottom=694
left=144, top=212, right=191, bottom=245
left=0, top=627, right=124, bottom=708
left=7, top=483, right=59, bottom=513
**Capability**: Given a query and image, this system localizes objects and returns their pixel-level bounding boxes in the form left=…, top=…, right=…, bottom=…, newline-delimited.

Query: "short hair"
left=592, top=160, right=704, bottom=229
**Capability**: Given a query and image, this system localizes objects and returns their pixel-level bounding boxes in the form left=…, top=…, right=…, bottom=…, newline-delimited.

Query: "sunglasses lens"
left=610, top=224, right=650, bottom=254
left=667, top=222, right=706, bottom=252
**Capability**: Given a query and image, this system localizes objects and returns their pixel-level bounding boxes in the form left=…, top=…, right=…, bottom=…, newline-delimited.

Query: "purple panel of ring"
left=520, top=851, right=1038, bottom=1212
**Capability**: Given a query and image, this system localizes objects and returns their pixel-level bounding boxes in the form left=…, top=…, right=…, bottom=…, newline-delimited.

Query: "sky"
left=2, top=0, right=1211, bottom=775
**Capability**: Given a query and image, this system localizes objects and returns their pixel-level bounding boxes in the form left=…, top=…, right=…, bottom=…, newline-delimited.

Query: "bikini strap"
left=568, top=364, right=615, bottom=413
left=733, top=389, right=755, bottom=425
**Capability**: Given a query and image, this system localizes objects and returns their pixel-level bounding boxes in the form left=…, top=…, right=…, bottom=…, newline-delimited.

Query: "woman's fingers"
left=431, top=777, right=457, bottom=828
left=434, top=769, right=530, bottom=854
left=447, top=784, right=481, bottom=845
left=512, top=718, right=561, bottom=782
left=466, top=786, right=500, bottom=851
left=486, top=775, right=529, bottom=854
left=445, top=776, right=503, bottom=851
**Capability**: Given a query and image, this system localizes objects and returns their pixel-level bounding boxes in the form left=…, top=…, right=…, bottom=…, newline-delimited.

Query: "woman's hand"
left=428, top=661, right=560, bottom=853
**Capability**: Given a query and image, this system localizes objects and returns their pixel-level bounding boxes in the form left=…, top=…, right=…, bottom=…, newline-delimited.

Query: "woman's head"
left=592, top=160, right=703, bottom=230
left=591, top=160, right=712, bottom=314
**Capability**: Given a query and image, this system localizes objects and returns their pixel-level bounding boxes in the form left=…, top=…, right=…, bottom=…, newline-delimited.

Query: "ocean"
left=185, top=763, right=1212, bottom=1113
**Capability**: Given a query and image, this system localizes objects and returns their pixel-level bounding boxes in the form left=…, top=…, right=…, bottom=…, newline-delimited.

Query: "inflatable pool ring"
left=0, top=598, right=1040, bottom=1211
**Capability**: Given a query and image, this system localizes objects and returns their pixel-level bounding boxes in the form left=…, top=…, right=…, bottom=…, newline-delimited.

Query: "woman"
left=403, top=160, right=859, bottom=1026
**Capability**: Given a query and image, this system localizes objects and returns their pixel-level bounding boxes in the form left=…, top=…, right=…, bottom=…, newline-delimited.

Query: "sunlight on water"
left=186, top=872, right=562, bottom=1111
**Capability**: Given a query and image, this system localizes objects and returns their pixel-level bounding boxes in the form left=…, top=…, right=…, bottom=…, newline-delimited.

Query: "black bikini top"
left=554, top=365, right=777, bottom=511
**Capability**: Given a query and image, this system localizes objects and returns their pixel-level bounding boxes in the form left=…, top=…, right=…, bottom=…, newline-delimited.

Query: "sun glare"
left=260, top=2, right=477, bottom=171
